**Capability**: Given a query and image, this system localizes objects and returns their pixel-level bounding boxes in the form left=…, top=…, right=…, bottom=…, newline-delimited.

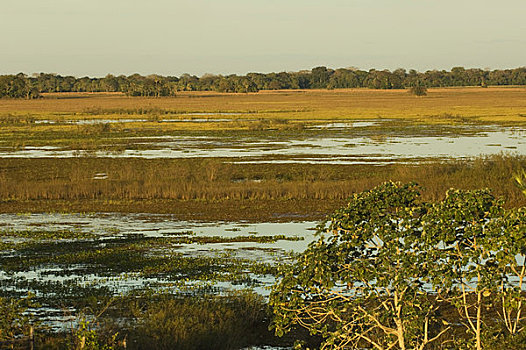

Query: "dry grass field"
left=1, top=87, right=525, bottom=125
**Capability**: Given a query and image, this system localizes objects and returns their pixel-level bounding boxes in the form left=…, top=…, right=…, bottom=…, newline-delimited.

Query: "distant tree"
left=364, top=69, right=402, bottom=89
left=267, top=80, right=282, bottom=90
left=3, top=65, right=526, bottom=98
left=199, top=74, right=219, bottom=91
left=101, top=74, right=120, bottom=92
left=310, top=66, right=332, bottom=89
left=409, top=85, right=428, bottom=96
left=293, top=72, right=311, bottom=89
left=0, top=74, right=40, bottom=99
left=234, top=77, right=258, bottom=93
left=327, top=69, right=361, bottom=89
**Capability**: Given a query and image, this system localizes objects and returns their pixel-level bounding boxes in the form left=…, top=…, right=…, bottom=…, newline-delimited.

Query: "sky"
left=1, top=0, right=526, bottom=77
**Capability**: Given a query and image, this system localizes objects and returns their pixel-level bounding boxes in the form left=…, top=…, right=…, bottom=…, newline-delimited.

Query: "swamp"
left=1, top=88, right=526, bottom=349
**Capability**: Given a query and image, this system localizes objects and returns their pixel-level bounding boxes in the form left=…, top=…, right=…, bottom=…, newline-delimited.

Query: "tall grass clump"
left=128, top=292, right=269, bottom=350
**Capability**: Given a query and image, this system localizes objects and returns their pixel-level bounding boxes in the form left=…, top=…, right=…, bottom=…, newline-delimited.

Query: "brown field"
left=1, top=87, right=526, bottom=124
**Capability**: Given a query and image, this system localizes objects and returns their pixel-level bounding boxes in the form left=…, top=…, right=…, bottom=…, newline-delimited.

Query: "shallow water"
left=0, top=213, right=315, bottom=243
left=0, top=213, right=317, bottom=295
left=310, top=121, right=377, bottom=128
left=1, top=126, right=524, bottom=163
left=33, top=118, right=372, bottom=127
left=0, top=213, right=319, bottom=331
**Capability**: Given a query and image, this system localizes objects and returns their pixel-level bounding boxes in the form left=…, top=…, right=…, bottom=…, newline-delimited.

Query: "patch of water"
left=0, top=213, right=318, bottom=328
left=0, top=214, right=316, bottom=286
left=310, top=121, right=377, bottom=129
left=34, top=119, right=147, bottom=125
left=1, top=127, right=524, bottom=163
left=0, top=213, right=315, bottom=243
left=181, top=112, right=243, bottom=116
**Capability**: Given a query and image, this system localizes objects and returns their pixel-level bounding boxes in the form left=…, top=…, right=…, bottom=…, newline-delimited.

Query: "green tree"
left=492, top=207, right=526, bottom=344
left=423, top=189, right=508, bottom=350
left=310, top=66, right=332, bottom=89
left=409, top=85, right=427, bottom=96
left=271, top=183, right=526, bottom=349
left=270, top=183, right=449, bottom=350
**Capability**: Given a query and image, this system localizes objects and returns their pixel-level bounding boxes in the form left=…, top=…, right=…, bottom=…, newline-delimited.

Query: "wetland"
left=1, top=88, right=526, bottom=349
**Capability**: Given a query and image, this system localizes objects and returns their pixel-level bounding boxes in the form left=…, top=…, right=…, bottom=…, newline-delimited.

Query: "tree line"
left=1, top=66, right=526, bottom=98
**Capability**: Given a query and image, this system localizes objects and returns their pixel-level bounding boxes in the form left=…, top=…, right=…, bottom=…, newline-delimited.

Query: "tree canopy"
left=270, top=182, right=526, bottom=349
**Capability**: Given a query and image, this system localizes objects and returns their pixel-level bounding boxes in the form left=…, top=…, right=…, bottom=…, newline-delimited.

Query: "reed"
left=0, top=155, right=524, bottom=210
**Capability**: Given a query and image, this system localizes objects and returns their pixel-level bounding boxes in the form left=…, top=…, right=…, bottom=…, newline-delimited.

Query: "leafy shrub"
left=0, top=294, right=36, bottom=345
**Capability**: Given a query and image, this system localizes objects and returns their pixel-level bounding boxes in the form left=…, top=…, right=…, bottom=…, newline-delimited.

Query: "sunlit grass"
left=1, top=87, right=525, bottom=127
left=0, top=155, right=524, bottom=219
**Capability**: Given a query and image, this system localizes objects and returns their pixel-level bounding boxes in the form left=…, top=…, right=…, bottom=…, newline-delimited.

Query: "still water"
left=1, top=126, right=524, bottom=163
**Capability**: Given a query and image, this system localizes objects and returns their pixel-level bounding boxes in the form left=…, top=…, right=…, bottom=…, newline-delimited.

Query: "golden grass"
left=1, top=87, right=525, bottom=126
left=1, top=156, right=524, bottom=212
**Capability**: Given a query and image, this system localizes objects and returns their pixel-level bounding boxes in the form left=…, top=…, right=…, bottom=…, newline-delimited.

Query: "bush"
left=0, top=294, right=36, bottom=346
left=409, top=85, right=427, bottom=96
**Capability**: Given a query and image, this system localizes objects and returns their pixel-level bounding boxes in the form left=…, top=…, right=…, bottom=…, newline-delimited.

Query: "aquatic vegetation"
left=0, top=220, right=304, bottom=348
left=0, top=294, right=37, bottom=345
left=127, top=292, right=271, bottom=350
left=19, top=291, right=313, bottom=350
left=0, top=229, right=96, bottom=240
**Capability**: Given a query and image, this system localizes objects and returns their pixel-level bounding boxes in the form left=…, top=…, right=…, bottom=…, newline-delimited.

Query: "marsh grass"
left=22, top=292, right=314, bottom=350
left=0, top=113, right=37, bottom=125
left=127, top=292, right=273, bottom=350
left=0, top=233, right=276, bottom=289
left=0, top=229, right=95, bottom=240
left=0, top=155, right=524, bottom=212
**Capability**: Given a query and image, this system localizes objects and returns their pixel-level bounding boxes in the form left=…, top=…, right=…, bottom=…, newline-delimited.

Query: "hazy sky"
left=1, top=0, right=525, bottom=77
